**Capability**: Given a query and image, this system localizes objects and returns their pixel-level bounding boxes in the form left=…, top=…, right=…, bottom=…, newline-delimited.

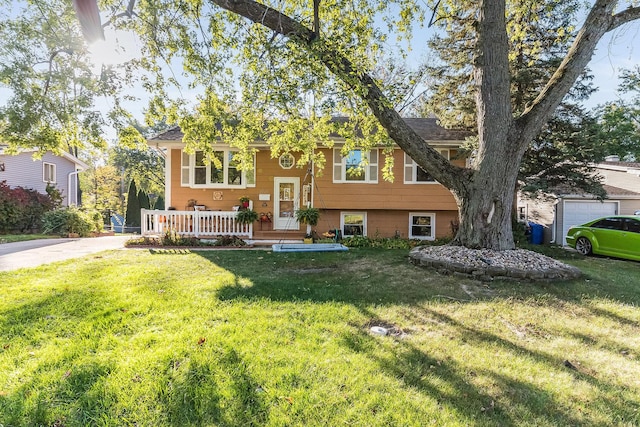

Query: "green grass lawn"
left=0, top=234, right=59, bottom=244
left=1, top=247, right=639, bottom=426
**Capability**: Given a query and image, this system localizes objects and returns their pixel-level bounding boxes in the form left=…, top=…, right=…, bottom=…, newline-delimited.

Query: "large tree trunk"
left=448, top=0, right=520, bottom=250
left=209, top=0, right=640, bottom=250
left=452, top=146, right=524, bottom=250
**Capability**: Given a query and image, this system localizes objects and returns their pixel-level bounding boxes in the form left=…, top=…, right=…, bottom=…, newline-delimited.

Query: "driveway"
left=0, top=236, right=131, bottom=272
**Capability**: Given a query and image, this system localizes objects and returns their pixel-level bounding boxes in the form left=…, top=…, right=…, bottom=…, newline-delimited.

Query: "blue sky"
left=90, top=7, right=639, bottom=134
left=3, top=1, right=639, bottom=142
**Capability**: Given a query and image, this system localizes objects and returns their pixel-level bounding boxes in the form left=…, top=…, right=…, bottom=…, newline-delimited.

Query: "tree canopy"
left=419, top=0, right=610, bottom=199
left=595, top=65, right=640, bottom=160
left=3, top=0, right=640, bottom=250
left=0, top=0, right=131, bottom=155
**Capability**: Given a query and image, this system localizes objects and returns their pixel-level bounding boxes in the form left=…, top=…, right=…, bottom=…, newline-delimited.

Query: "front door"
left=274, top=177, right=300, bottom=230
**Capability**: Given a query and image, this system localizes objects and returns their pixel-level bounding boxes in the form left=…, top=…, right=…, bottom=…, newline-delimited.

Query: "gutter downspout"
left=550, top=197, right=560, bottom=244
left=68, top=171, right=80, bottom=206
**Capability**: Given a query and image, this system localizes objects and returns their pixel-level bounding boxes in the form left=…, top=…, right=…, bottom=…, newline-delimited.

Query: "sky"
left=88, top=5, right=640, bottom=140
left=3, top=1, right=640, bottom=143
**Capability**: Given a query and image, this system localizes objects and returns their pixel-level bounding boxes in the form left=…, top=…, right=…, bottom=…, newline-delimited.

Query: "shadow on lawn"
left=341, top=306, right=639, bottom=426
left=202, top=248, right=640, bottom=307
left=199, top=249, right=640, bottom=425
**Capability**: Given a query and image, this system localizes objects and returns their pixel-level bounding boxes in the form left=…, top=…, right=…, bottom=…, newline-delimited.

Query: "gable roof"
left=148, top=117, right=471, bottom=144
left=0, top=145, right=88, bottom=170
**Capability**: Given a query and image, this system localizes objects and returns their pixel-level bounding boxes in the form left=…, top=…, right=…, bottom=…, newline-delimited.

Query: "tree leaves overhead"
left=594, top=65, right=640, bottom=160
left=103, top=0, right=429, bottom=152
left=421, top=0, right=585, bottom=129
left=0, top=0, right=129, bottom=155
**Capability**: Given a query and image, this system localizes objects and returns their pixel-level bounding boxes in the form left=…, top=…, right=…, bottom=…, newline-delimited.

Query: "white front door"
left=274, top=177, right=300, bottom=230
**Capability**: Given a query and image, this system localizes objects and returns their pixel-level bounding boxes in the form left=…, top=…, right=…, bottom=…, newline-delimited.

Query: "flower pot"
left=303, top=237, right=313, bottom=244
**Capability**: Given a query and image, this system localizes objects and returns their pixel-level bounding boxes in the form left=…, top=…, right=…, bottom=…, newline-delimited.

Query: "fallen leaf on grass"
left=198, top=337, right=206, bottom=346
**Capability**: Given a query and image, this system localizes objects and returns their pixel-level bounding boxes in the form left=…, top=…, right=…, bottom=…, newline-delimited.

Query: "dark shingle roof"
left=148, top=117, right=471, bottom=143
left=602, top=184, right=640, bottom=196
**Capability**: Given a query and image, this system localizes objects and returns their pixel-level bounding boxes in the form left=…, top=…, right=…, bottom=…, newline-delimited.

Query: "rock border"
left=409, top=245, right=582, bottom=281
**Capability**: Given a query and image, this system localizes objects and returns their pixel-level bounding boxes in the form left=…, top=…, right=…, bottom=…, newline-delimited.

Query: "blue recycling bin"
left=529, top=223, right=543, bottom=245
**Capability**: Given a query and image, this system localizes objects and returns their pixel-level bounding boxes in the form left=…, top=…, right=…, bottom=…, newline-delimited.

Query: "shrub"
left=0, top=181, right=57, bottom=232
left=212, top=235, right=247, bottom=247
left=42, top=207, right=103, bottom=237
left=0, top=181, right=21, bottom=232
left=342, top=235, right=452, bottom=250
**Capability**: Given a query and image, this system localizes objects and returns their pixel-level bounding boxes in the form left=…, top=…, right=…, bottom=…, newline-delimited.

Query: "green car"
left=565, top=215, right=640, bottom=261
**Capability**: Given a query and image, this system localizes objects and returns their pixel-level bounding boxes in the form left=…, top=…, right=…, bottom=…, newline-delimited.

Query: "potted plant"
left=236, top=208, right=258, bottom=225
left=295, top=206, right=320, bottom=243
left=239, top=196, right=251, bottom=209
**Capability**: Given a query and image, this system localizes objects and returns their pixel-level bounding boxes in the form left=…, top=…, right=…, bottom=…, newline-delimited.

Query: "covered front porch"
left=141, top=209, right=305, bottom=243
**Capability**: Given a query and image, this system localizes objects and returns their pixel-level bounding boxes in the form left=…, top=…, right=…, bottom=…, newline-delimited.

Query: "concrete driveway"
left=0, top=235, right=131, bottom=272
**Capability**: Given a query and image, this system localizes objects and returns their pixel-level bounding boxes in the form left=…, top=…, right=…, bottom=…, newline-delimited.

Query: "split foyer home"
left=143, top=118, right=470, bottom=242
left=0, top=146, right=87, bottom=206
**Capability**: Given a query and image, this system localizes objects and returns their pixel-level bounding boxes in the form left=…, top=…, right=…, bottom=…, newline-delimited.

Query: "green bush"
left=42, top=207, right=103, bottom=237
left=0, top=181, right=57, bottom=232
left=342, top=235, right=452, bottom=249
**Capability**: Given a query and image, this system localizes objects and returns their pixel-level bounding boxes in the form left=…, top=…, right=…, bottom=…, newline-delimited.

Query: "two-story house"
left=0, top=146, right=88, bottom=206
left=143, top=118, right=469, bottom=242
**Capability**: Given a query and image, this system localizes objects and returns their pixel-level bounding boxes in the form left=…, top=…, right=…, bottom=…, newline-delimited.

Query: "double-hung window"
left=404, top=150, right=449, bottom=184
left=181, top=149, right=255, bottom=188
left=43, top=162, right=56, bottom=183
left=333, top=148, right=378, bottom=183
left=409, top=212, right=436, bottom=240
left=341, top=212, right=367, bottom=237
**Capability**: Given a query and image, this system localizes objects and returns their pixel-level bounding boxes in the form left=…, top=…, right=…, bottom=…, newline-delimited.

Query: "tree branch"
left=210, top=0, right=469, bottom=191
left=43, top=48, right=74, bottom=96
left=610, top=6, right=640, bottom=30
left=517, top=0, right=630, bottom=144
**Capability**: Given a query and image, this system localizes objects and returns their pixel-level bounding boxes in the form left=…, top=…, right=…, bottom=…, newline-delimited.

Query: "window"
left=404, top=150, right=449, bottom=184
left=181, top=149, right=255, bottom=188
left=409, top=213, right=436, bottom=240
left=341, top=212, right=367, bottom=237
left=625, top=218, right=640, bottom=233
left=591, top=218, right=624, bottom=230
left=43, top=162, right=56, bottom=183
left=333, top=148, right=378, bottom=183
left=279, top=153, right=295, bottom=169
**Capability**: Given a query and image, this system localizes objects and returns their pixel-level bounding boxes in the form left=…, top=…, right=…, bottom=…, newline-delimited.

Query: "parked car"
left=565, top=216, right=640, bottom=261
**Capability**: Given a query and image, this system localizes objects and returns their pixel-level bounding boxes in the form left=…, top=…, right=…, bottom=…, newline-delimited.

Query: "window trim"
left=341, top=211, right=367, bottom=237
left=333, top=148, right=378, bottom=184
left=408, top=212, right=436, bottom=240
left=279, top=153, right=295, bottom=169
left=180, top=149, right=255, bottom=189
left=404, top=150, right=449, bottom=184
left=43, top=162, right=56, bottom=183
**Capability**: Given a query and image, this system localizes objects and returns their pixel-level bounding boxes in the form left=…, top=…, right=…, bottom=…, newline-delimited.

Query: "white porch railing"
left=141, top=209, right=253, bottom=238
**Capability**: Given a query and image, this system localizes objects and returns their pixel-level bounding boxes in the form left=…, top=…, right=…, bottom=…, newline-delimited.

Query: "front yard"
left=1, top=247, right=639, bottom=426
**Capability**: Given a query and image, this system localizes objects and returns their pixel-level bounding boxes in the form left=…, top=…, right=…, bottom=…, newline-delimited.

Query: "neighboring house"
left=518, top=160, right=640, bottom=245
left=145, top=117, right=469, bottom=241
left=0, top=146, right=88, bottom=206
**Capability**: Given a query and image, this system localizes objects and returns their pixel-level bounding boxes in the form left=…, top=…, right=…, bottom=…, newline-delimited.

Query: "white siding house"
left=0, top=147, right=88, bottom=206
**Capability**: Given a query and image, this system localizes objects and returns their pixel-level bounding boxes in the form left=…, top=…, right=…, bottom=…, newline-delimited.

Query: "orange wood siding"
left=317, top=209, right=458, bottom=239
left=168, top=148, right=307, bottom=212
left=312, top=148, right=461, bottom=211
left=169, top=147, right=461, bottom=239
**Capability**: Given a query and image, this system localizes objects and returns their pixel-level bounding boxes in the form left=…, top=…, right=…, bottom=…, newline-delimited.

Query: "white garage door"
left=562, top=201, right=618, bottom=245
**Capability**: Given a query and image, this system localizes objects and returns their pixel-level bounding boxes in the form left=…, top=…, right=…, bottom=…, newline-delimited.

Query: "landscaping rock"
left=409, top=246, right=582, bottom=281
